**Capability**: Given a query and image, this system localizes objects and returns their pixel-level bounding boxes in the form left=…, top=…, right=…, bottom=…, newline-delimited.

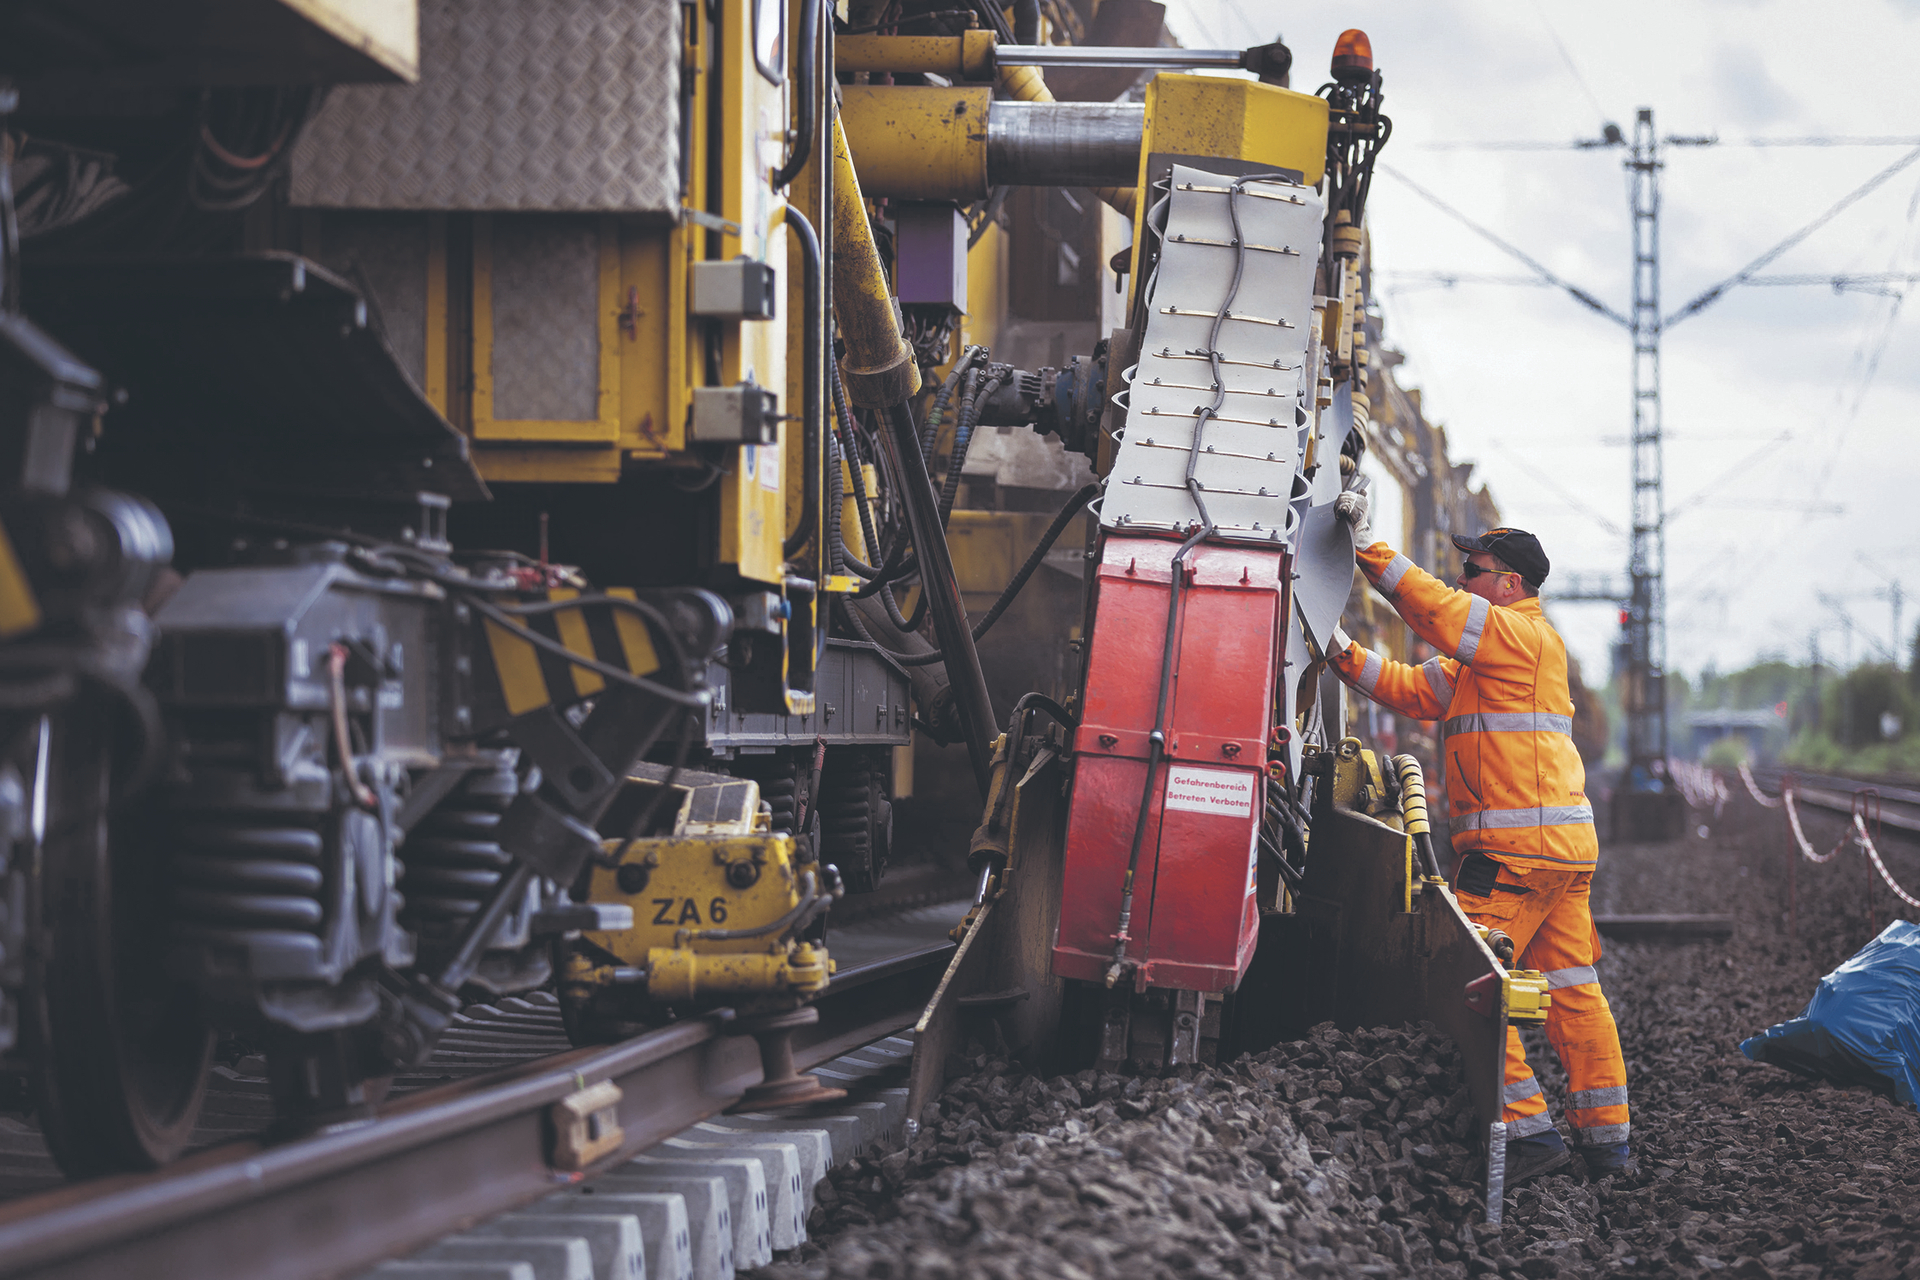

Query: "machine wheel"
left=29, top=696, right=214, bottom=1177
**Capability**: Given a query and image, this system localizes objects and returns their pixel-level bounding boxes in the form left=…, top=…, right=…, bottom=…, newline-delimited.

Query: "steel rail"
left=1748, top=767, right=1920, bottom=835
left=0, top=947, right=951, bottom=1280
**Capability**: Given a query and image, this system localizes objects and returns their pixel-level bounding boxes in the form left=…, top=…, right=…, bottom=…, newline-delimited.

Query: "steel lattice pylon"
left=1624, top=107, right=1668, bottom=779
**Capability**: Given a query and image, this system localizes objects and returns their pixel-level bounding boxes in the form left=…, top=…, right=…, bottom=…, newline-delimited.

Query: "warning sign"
left=1164, top=765, right=1255, bottom=819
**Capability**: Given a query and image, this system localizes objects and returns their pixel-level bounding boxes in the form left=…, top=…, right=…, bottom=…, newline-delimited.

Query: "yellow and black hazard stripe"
left=477, top=588, right=663, bottom=724
left=0, top=522, right=42, bottom=640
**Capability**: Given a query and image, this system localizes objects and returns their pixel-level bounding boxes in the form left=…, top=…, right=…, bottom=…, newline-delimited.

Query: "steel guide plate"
left=1102, top=166, right=1324, bottom=543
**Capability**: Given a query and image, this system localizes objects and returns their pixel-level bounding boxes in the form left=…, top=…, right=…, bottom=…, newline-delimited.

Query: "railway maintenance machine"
left=0, top=0, right=1541, bottom=1215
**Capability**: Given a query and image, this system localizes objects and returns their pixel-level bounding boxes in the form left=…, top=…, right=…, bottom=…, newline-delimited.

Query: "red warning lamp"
left=1331, top=29, right=1374, bottom=84
left=1775, top=701, right=1789, bottom=717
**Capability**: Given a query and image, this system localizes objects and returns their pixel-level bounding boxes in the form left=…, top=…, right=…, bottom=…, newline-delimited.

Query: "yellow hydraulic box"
left=559, top=773, right=837, bottom=1041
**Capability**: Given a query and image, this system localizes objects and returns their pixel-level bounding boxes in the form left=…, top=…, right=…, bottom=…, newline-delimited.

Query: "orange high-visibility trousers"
left=1454, top=856, right=1630, bottom=1149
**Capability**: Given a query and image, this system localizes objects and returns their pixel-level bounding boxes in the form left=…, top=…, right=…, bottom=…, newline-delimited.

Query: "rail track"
left=0, top=891, right=970, bottom=1280
left=1744, top=766, right=1920, bottom=836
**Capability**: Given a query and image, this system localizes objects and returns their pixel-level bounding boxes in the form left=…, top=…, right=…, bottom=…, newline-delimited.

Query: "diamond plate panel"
left=290, top=0, right=681, bottom=212
left=309, top=213, right=430, bottom=389
left=492, top=217, right=600, bottom=421
left=1103, top=167, right=1322, bottom=544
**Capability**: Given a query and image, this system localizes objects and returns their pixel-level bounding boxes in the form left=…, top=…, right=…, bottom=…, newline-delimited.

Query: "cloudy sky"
left=1163, top=0, right=1920, bottom=686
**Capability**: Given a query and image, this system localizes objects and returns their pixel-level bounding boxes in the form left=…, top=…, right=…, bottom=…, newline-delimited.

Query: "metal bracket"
left=550, top=1078, right=625, bottom=1171
left=1168, top=988, right=1205, bottom=1065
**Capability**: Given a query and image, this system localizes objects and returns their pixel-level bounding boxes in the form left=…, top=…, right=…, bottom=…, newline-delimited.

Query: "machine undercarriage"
left=0, top=0, right=1545, bottom=1218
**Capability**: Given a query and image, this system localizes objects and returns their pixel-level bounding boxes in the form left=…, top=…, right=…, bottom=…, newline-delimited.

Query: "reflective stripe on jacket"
left=1329, top=542, right=1597, bottom=870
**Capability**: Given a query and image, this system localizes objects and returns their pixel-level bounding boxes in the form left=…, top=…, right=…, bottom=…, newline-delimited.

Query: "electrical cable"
left=365, top=546, right=708, bottom=708
left=967, top=0, right=1016, bottom=45
left=885, top=481, right=1098, bottom=666
left=1527, top=0, right=1611, bottom=126
left=830, top=367, right=924, bottom=592
left=1378, top=163, right=1628, bottom=327
left=1667, top=143, right=1920, bottom=327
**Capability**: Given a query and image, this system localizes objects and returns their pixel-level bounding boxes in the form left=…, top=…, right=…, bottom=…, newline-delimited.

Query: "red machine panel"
left=1054, top=534, right=1288, bottom=992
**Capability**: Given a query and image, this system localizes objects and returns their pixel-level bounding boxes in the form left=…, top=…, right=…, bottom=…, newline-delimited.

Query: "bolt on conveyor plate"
left=1101, top=165, right=1324, bottom=544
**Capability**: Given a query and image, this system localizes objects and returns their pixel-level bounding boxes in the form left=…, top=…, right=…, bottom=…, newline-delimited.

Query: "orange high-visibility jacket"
left=1328, top=542, right=1597, bottom=870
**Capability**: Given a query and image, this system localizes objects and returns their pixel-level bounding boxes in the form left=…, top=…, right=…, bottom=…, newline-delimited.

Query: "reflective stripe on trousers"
left=1464, top=863, right=1629, bottom=1152
left=1506, top=1111, right=1556, bottom=1138
left=1504, top=1078, right=1544, bottom=1105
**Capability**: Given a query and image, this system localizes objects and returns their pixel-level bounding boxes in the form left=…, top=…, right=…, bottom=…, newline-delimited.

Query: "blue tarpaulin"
left=1741, top=920, right=1920, bottom=1105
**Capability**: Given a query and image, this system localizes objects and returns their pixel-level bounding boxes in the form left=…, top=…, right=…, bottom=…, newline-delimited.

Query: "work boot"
left=1503, top=1131, right=1571, bottom=1186
left=1580, top=1141, right=1638, bottom=1180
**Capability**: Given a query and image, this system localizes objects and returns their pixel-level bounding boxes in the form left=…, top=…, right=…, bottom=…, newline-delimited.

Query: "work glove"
left=1306, top=622, right=1355, bottom=663
left=1334, top=474, right=1371, bottom=533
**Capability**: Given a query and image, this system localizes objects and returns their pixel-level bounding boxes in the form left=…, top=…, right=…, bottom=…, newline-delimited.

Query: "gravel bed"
left=760, top=791, right=1920, bottom=1279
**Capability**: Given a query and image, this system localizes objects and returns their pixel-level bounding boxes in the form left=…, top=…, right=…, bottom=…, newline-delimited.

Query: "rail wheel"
left=28, top=696, right=213, bottom=1177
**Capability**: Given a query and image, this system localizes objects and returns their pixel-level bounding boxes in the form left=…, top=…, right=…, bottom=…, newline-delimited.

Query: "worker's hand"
left=1334, top=475, right=1371, bottom=533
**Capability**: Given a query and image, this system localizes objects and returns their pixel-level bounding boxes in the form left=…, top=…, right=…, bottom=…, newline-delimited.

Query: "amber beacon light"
left=1331, top=28, right=1374, bottom=83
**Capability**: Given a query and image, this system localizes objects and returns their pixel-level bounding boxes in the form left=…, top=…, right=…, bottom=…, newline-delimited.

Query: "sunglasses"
left=1460, top=562, right=1516, bottom=581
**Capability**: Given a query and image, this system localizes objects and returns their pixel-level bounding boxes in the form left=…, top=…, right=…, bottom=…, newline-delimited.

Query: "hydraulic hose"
left=938, top=366, right=1005, bottom=527
left=874, top=399, right=996, bottom=792
left=828, top=113, right=991, bottom=788
left=922, top=345, right=984, bottom=460
left=1393, top=753, right=1444, bottom=879
left=889, top=481, right=1098, bottom=666
left=781, top=204, right=824, bottom=559
left=1011, top=0, right=1041, bottom=45
left=771, top=0, right=822, bottom=191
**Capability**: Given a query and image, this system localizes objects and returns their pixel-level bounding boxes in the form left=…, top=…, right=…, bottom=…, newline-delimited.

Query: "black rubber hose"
left=889, top=481, right=1097, bottom=666
left=923, top=344, right=983, bottom=460
left=827, top=424, right=845, bottom=575
left=771, top=0, right=822, bottom=191
left=880, top=579, right=928, bottom=634
left=782, top=204, right=823, bottom=559
left=938, top=366, right=1004, bottom=527
left=1011, top=0, right=1041, bottom=44
left=830, top=359, right=918, bottom=585
left=969, top=0, right=1016, bottom=44
left=874, top=398, right=997, bottom=793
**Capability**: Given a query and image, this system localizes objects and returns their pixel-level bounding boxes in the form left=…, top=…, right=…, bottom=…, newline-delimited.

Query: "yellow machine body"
left=839, top=86, right=993, bottom=204
left=569, top=816, right=835, bottom=1016
left=1124, top=75, right=1329, bottom=295
left=835, top=32, right=997, bottom=80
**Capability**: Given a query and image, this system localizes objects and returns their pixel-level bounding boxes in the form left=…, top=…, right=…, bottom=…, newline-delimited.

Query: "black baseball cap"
left=1451, top=527, right=1550, bottom=587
